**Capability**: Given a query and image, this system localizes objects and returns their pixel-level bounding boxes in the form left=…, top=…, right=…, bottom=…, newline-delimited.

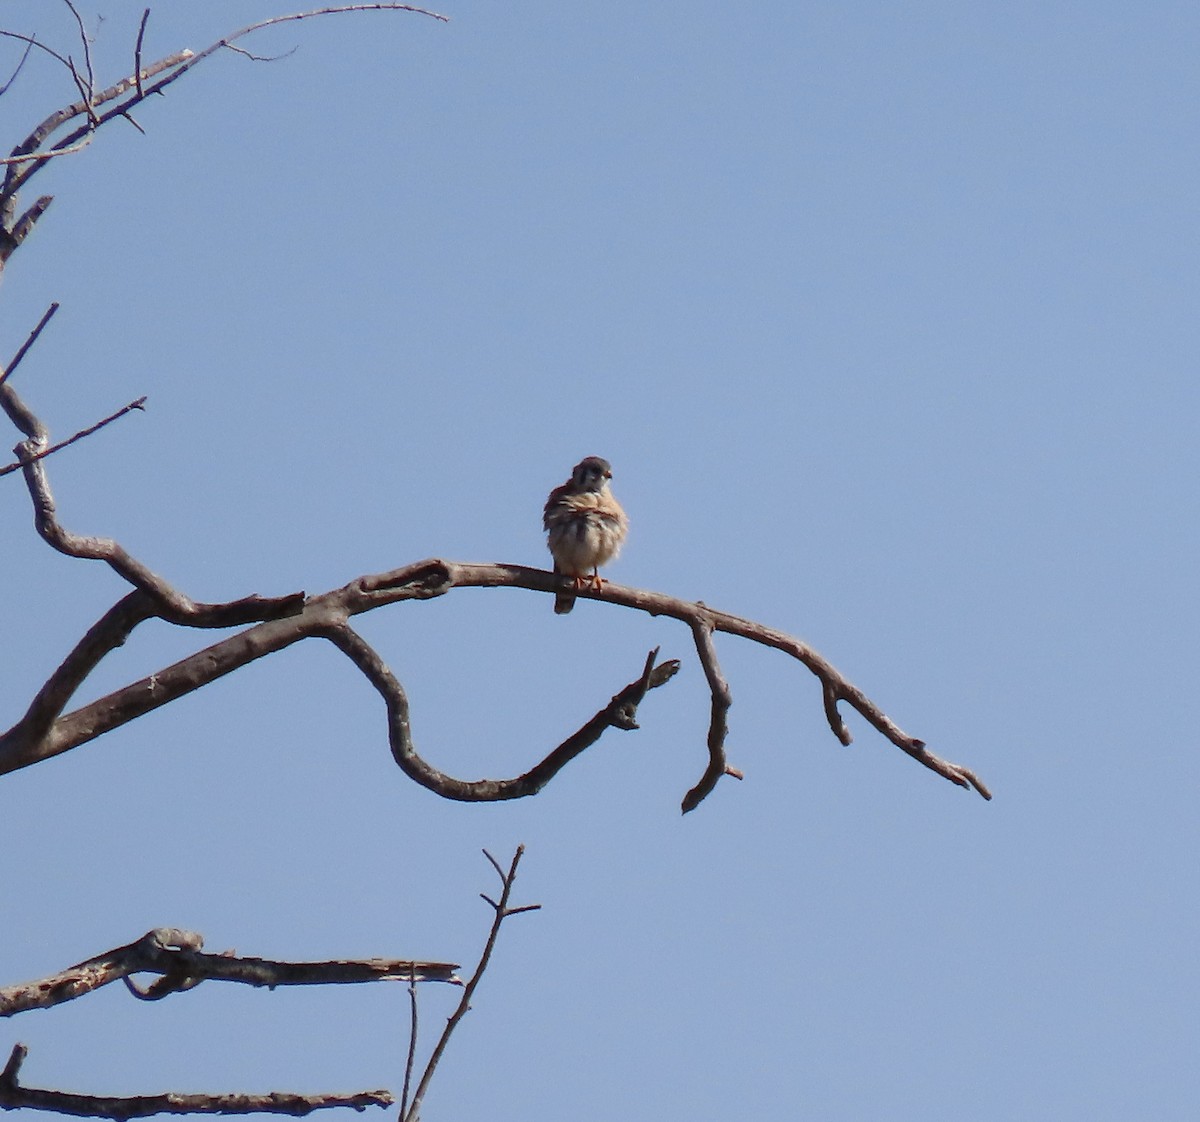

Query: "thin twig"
left=134, top=9, right=150, bottom=97
left=399, top=964, right=419, bottom=1120
left=223, top=42, right=300, bottom=63
left=402, top=847, right=540, bottom=1122
left=0, top=35, right=35, bottom=97
left=0, top=396, right=147, bottom=478
left=66, top=56, right=99, bottom=129
left=0, top=302, right=59, bottom=391
left=0, top=32, right=74, bottom=80
left=0, top=136, right=94, bottom=165
left=62, top=0, right=96, bottom=103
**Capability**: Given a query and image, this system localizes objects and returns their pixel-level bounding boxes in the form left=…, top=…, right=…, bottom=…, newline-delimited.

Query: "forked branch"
left=0, top=0, right=989, bottom=811
left=400, top=846, right=539, bottom=1122
left=0, top=554, right=989, bottom=808
left=0, top=5, right=448, bottom=265
left=0, top=304, right=989, bottom=807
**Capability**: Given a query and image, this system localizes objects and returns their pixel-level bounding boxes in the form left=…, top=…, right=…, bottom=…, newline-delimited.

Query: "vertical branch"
left=134, top=9, right=150, bottom=97
left=400, top=964, right=419, bottom=1120
left=681, top=613, right=737, bottom=813
left=401, top=846, right=541, bottom=1122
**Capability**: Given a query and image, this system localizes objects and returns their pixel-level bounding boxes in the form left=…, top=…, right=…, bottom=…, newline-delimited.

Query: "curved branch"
left=1, top=558, right=990, bottom=807
left=369, top=561, right=994, bottom=802
left=0, top=278, right=980, bottom=807
left=322, top=623, right=681, bottom=802
left=682, top=612, right=736, bottom=813
left=10, top=433, right=305, bottom=624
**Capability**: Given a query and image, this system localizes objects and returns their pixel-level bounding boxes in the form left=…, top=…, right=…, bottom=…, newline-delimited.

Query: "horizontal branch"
left=0, top=927, right=459, bottom=1017
left=0, top=1043, right=393, bottom=1118
left=1, top=558, right=990, bottom=808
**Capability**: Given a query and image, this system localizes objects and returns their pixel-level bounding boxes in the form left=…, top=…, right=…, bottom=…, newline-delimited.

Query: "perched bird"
left=543, top=455, right=628, bottom=614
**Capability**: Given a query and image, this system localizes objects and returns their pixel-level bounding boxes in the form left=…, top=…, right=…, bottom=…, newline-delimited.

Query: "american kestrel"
left=543, top=456, right=629, bottom=614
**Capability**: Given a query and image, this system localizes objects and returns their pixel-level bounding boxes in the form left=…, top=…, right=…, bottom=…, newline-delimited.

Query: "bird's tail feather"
left=553, top=565, right=575, bottom=614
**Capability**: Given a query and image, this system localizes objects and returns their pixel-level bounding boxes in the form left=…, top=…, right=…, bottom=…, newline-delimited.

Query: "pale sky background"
left=2, top=3, right=1197, bottom=1120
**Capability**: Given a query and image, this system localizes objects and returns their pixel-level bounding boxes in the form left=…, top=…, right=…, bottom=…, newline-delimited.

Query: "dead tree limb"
left=0, top=1043, right=394, bottom=1118
left=0, top=5, right=448, bottom=267
left=0, top=306, right=988, bottom=809
left=0, top=553, right=989, bottom=807
left=1, top=309, right=986, bottom=806
left=1, top=9, right=989, bottom=815
left=0, top=927, right=460, bottom=1017
left=0, top=395, right=146, bottom=476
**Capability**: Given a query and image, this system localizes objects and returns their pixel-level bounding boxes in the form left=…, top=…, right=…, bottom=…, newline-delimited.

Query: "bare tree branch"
left=401, top=846, right=539, bottom=1122
left=0, top=927, right=460, bottom=1018
left=0, top=557, right=989, bottom=806
left=8, top=431, right=306, bottom=623
left=0, top=301, right=59, bottom=394
left=61, top=1, right=96, bottom=104
left=0, top=8, right=988, bottom=827
left=323, top=623, right=682, bottom=802
left=0, top=193, right=52, bottom=263
left=0, top=395, right=146, bottom=476
left=399, top=965, right=420, bottom=1121
left=0, top=33, right=76, bottom=82
left=1, top=6, right=447, bottom=209
left=0, top=34, right=35, bottom=97
left=133, top=9, right=150, bottom=98
left=682, top=611, right=736, bottom=813
left=0, top=1043, right=394, bottom=1118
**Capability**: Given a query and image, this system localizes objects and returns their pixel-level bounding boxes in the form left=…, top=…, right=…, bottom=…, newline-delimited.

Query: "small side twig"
left=0, top=302, right=59, bottom=393
left=223, top=42, right=299, bottom=64
left=62, top=0, right=96, bottom=105
left=0, top=396, right=146, bottom=477
left=134, top=9, right=150, bottom=97
left=399, top=964, right=419, bottom=1121
left=401, top=846, right=540, bottom=1122
left=0, top=35, right=35, bottom=98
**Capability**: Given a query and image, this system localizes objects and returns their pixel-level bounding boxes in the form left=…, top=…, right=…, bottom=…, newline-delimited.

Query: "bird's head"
left=571, top=456, right=614, bottom=492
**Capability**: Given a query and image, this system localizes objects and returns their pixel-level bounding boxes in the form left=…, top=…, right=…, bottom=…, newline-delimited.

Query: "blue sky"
left=2, top=2, right=1197, bottom=1119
